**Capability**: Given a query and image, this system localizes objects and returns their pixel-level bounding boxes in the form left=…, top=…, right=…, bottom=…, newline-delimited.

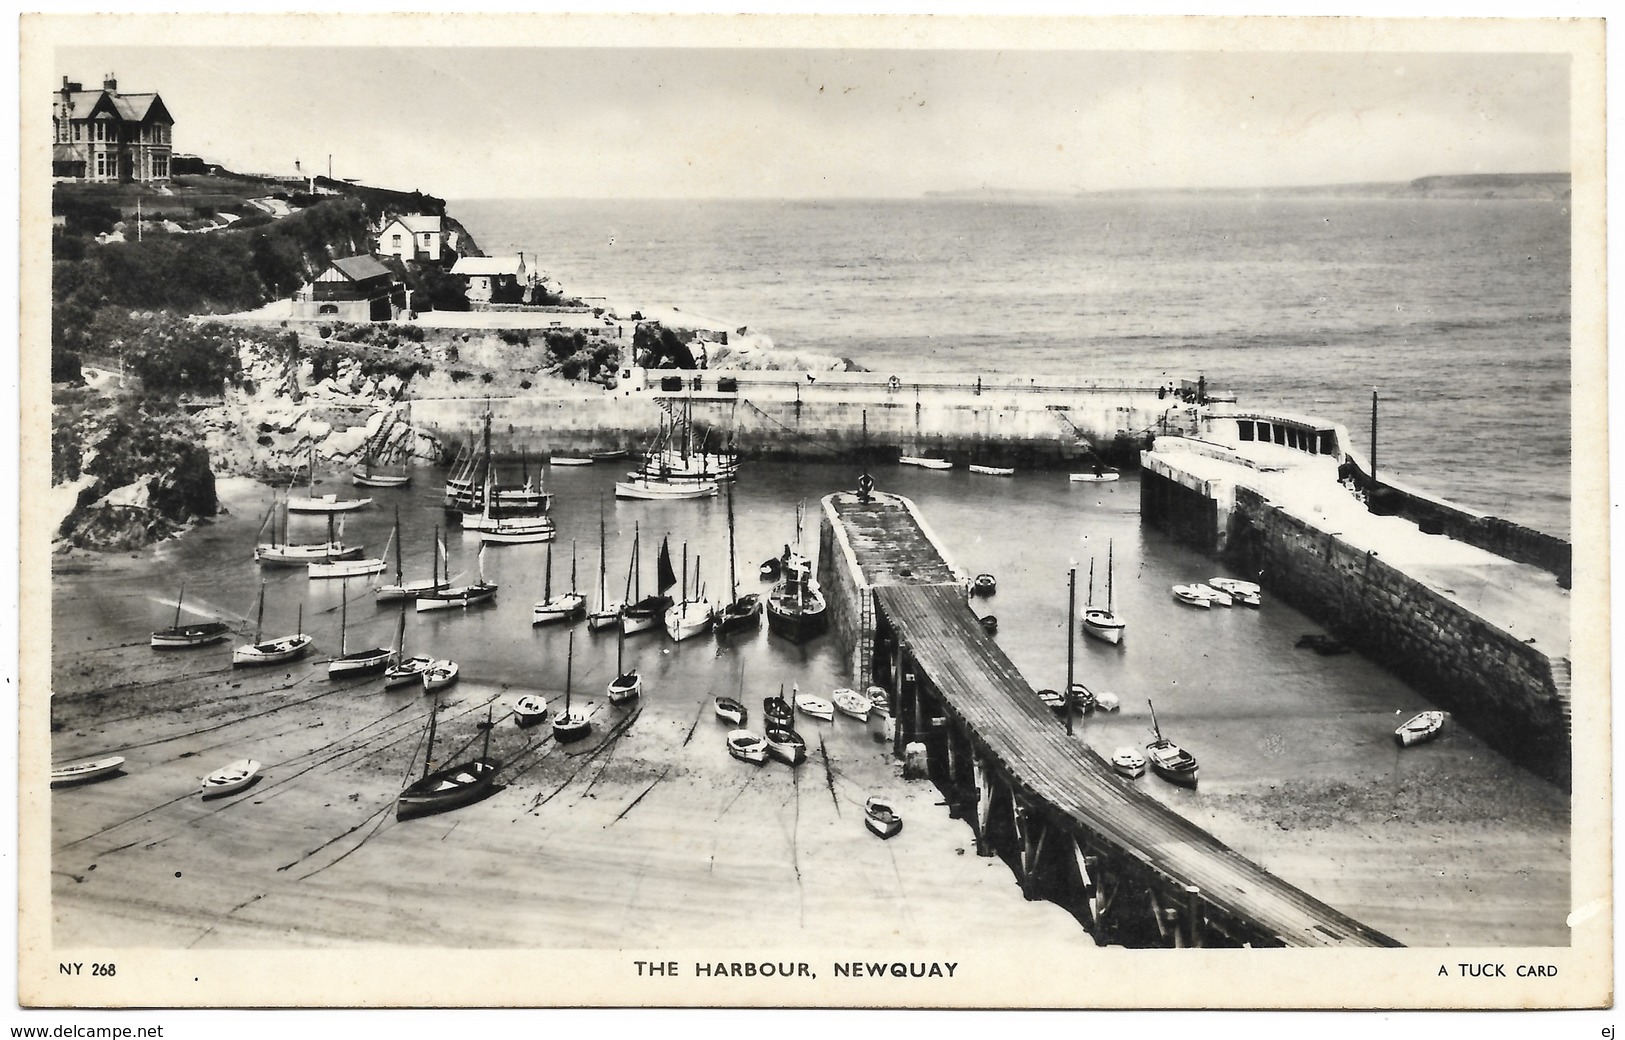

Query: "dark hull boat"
left=397, top=703, right=500, bottom=820
left=766, top=583, right=827, bottom=643
left=715, top=593, right=762, bottom=635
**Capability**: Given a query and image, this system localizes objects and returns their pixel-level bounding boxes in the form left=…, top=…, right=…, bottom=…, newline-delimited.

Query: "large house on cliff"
left=376, top=214, right=456, bottom=265
left=52, top=75, right=174, bottom=182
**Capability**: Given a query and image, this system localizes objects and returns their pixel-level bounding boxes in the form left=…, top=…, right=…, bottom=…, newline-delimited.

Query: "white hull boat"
left=352, top=468, right=410, bottom=489
left=201, top=758, right=262, bottom=799
left=1111, top=746, right=1147, bottom=778
left=968, top=464, right=1015, bottom=476
left=1395, top=710, right=1446, bottom=747
left=51, top=755, right=126, bottom=786
left=550, top=456, right=593, bottom=466
left=614, top=478, right=719, bottom=500
left=587, top=604, right=624, bottom=630
left=726, top=729, right=769, bottom=765
left=794, top=693, right=835, bottom=722
left=384, top=655, right=432, bottom=688
left=831, top=688, right=873, bottom=721
left=513, top=695, right=549, bottom=728
left=232, top=633, right=313, bottom=667
left=1189, top=582, right=1233, bottom=607
left=375, top=577, right=450, bottom=603
left=288, top=493, right=373, bottom=513
left=532, top=594, right=586, bottom=625
left=309, top=557, right=386, bottom=580
left=422, top=659, right=460, bottom=693
left=899, top=455, right=952, bottom=470
left=1171, top=585, right=1213, bottom=609
left=255, top=542, right=363, bottom=566
left=1081, top=609, right=1126, bottom=645
left=1070, top=470, right=1120, bottom=483
left=764, top=726, right=807, bottom=766
left=664, top=600, right=714, bottom=642
left=416, top=582, right=499, bottom=612
left=864, top=796, right=902, bottom=839
left=607, top=671, right=642, bottom=704
left=714, top=696, right=747, bottom=726
left=1209, top=577, right=1262, bottom=607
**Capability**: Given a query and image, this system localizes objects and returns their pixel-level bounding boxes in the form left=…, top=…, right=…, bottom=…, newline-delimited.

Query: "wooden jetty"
left=818, top=490, right=1400, bottom=949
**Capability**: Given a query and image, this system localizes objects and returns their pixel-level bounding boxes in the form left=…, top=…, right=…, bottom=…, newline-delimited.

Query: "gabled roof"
left=450, top=255, right=525, bottom=277
left=55, top=89, right=172, bottom=125
left=329, top=255, right=397, bottom=282
left=389, top=213, right=442, bottom=235
left=111, top=93, right=172, bottom=124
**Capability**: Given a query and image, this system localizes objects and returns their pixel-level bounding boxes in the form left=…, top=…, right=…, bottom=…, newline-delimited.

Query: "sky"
left=50, top=33, right=1576, bottom=199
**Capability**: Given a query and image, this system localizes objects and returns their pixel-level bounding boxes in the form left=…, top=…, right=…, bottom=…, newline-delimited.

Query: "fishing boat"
left=968, top=463, right=1015, bottom=476
left=1145, top=700, right=1199, bottom=787
left=714, top=696, right=747, bottom=726
left=550, top=455, right=594, bottom=466
left=766, top=504, right=827, bottom=643
left=606, top=612, right=641, bottom=704
left=714, top=483, right=762, bottom=636
left=150, top=583, right=231, bottom=649
left=50, top=756, right=126, bottom=787
left=475, top=513, right=556, bottom=545
left=1081, top=542, right=1127, bottom=645
left=551, top=630, right=592, bottom=743
left=533, top=541, right=587, bottom=625
left=375, top=515, right=451, bottom=602
left=794, top=687, right=834, bottom=722
left=422, top=659, right=460, bottom=693
left=444, top=417, right=552, bottom=516
left=863, top=796, right=903, bottom=839
left=764, top=688, right=793, bottom=727
left=971, top=573, right=997, bottom=596
left=614, top=473, right=719, bottom=500
left=304, top=512, right=385, bottom=579
left=586, top=504, right=624, bottom=630
left=764, top=726, right=807, bottom=766
left=383, top=600, right=432, bottom=688
left=232, top=584, right=314, bottom=666
left=328, top=584, right=393, bottom=678
left=621, top=530, right=676, bottom=635
left=513, top=694, right=548, bottom=728
left=200, top=758, right=262, bottom=799
left=632, top=400, right=740, bottom=484
left=726, top=729, right=769, bottom=765
left=1111, top=746, right=1147, bottom=778
left=289, top=446, right=372, bottom=513
left=255, top=491, right=366, bottom=566
left=396, top=702, right=501, bottom=819
left=417, top=538, right=499, bottom=612
left=831, top=687, right=872, bottom=721
left=1209, top=576, right=1262, bottom=607
left=352, top=423, right=411, bottom=488
left=1171, top=584, right=1214, bottom=609
left=1190, top=582, right=1233, bottom=607
left=899, top=455, right=952, bottom=470
left=1070, top=458, right=1120, bottom=483
left=664, top=543, right=715, bottom=642
left=1395, top=710, right=1446, bottom=747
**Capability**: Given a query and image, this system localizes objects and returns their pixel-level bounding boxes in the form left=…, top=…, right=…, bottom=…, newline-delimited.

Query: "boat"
left=1190, top=582, right=1233, bottom=607
left=232, top=584, right=314, bottom=666
left=375, top=515, right=451, bottom=602
left=352, top=423, right=412, bottom=488
left=632, top=401, right=740, bottom=484
left=1111, top=746, right=1147, bottom=778
left=971, top=573, right=997, bottom=596
left=1296, top=633, right=1349, bottom=655
left=621, top=530, right=675, bottom=635
left=416, top=537, right=499, bottom=612
left=1171, top=584, right=1213, bottom=609
left=289, top=446, right=372, bottom=513
left=200, top=758, right=262, bottom=799
left=150, top=583, right=231, bottom=649
left=764, top=688, right=794, bottom=727
left=714, top=696, right=747, bottom=726
left=1081, top=542, right=1127, bottom=646
left=1209, top=576, right=1262, bottom=607
left=726, top=729, right=769, bottom=765
left=1068, top=682, right=1096, bottom=714
left=865, top=686, right=889, bottom=713
left=444, top=418, right=552, bottom=516
left=664, top=543, right=715, bottom=642
left=793, top=687, right=834, bottom=721
left=764, top=726, right=807, bottom=766
left=758, top=556, right=782, bottom=581
left=533, top=541, right=587, bottom=625
left=606, top=611, right=641, bottom=705
left=614, top=473, right=719, bottom=500
left=474, top=513, right=556, bottom=545
left=899, top=455, right=952, bottom=470
left=714, top=483, right=762, bottom=636
left=1070, top=458, right=1120, bottom=483
left=1145, top=700, right=1199, bottom=787
left=422, top=659, right=460, bottom=693
left=831, top=687, right=872, bottom=721
left=1093, top=690, right=1121, bottom=712
left=306, top=513, right=385, bottom=579
left=590, top=448, right=628, bottom=462
left=968, top=463, right=1015, bottom=476
left=863, top=796, right=902, bottom=839
left=50, top=755, right=126, bottom=787
left=551, top=629, right=592, bottom=743
left=382, top=597, right=432, bottom=689
left=1036, top=688, right=1067, bottom=712
left=396, top=702, right=501, bottom=819
left=328, top=584, right=394, bottom=678
left=586, top=504, right=624, bottom=630
left=978, top=614, right=998, bottom=634
left=766, top=503, right=827, bottom=643
left=550, top=455, right=594, bottom=466
left=513, top=694, right=548, bottom=728
left=1395, top=710, right=1446, bottom=747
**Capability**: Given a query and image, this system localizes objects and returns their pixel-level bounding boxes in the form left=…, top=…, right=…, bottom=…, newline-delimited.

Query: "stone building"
left=52, top=75, right=174, bottom=182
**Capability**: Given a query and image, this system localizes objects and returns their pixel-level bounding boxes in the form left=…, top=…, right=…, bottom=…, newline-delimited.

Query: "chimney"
left=103, top=73, right=117, bottom=92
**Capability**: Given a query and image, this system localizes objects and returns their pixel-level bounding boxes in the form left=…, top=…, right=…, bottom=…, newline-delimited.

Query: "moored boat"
left=764, top=726, right=807, bottom=766
left=328, top=585, right=393, bottom=678
left=151, top=583, right=230, bottom=649
left=396, top=703, right=500, bottom=819
left=590, top=448, right=628, bottom=462
left=1395, top=710, right=1446, bottom=747
left=289, top=447, right=372, bottom=513
left=1111, top=746, right=1147, bottom=778
left=551, top=629, right=592, bottom=743
left=1190, top=582, right=1233, bottom=607
left=614, top=475, right=719, bottom=500
left=794, top=689, right=834, bottom=722
left=714, top=696, right=747, bottom=726
left=1209, top=576, right=1262, bottom=607
left=831, top=687, right=872, bottom=721
left=233, top=588, right=313, bottom=667
left=1171, top=584, right=1213, bottom=609
left=532, top=541, right=587, bottom=625
left=971, top=573, right=997, bottom=596
left=766, top=506, right=827, bottom=643
left=549, top=455, right=594, bottom=466
left=764, top=689, right=793, bottom=727
left=978, top=614, right=999, bottom=634
left=201, top=758, right=262, bottom=799
left=1036, top=688, right=1067, bottom=712
left=899, top=455, right=952, bottom=470
left=726, top=729, right=769, bottom=765
left=1080, top=543, right=1126, bottom=646
left=50, top=755, right=126, bottom=787
left=422, top=659, right=460, bottom=693
left=513, top=694, right=548, bottom=728
left=308, top=556, right=387, bottom=580
left=1145, top=699, right=1199, bottom=787
left=863, top=796, right=902, bottom=839
left=968, top=463, right=1015, bottom=476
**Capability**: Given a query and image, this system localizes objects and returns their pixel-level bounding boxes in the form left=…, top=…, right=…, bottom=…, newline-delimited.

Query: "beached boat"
left=551, top=630, right=592, bottom=743
left=1093, top=690, right=1121, bottom=712
left=620, top=529, right=675, bottom=635
left=586, top=505, right=624, bottom=630
left=726, top=729, right=769, bottom=765
left=50, top=755, right=126, bottom=787
left=1145, top=700, right=1199, bottom=787
left=606, top=612, right=641, bottom=705
left=971, top=573, right=997, bottom=596
left=714, top=483, right=762, bottom=636
left=1190, top=582, right=1233, bottom=607
left=549, top=455, right=593, bottom=466
left=1171, top=584, right=1213, bottom=609
left=397, top=703, right=500, bottom=820
left=1037, top=688, right=1067, bottom=712
left=663, top=543, right=715, bottom=642
left=899, top=455, right=952, bottom=470
left=150, top=583, right=231, bottom=649
left=864, top=796, right=902, bottom=839
left=328, top=585, right=393, bottom=678
left=200, top=758, right=261, bottom=799
left=1209, top=576, right=1262, bottom=607
left=1395, top=710, right=1446, bottom=747
left=422, top=659, right=460, bottom=693
left=416, top=539, right=499, bottom=612
left=831, top=687, right=872, bottom=721
left=1081, top=543, right=1127, bottom=646
left=533, top=541, right=588, bottom=625
left=794, top=688, right=835, bottom=722
left=233, top=585, right=313, bottom=666
left=1111, top=746, right=1147, bottom=779
left=513, top=694, right=549, bottom=728
left=764, top=726, right=807, bottom=766
left=289, top=447, right=372, bottom=513
left=968, top=463, right=1015, bottom=476
left=714, top=696, right=747, bottom=726
left=764, top=689, right=794, bottom=728
left=766, top=504, right=827, bottom=644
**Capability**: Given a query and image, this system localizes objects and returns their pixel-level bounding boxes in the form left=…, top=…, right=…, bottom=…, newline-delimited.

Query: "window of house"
left=152, top=155, right=168, bottom=179
left=95, top=153, right=108, bottom=178
left=319, top=304, right=339, bottom=315
left=73, top=122, right=83, bottom=141
left=391, top=234, right=403, bottom=247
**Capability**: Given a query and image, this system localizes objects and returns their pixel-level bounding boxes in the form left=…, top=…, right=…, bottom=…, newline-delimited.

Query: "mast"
left=625, top=521, right=641, bottom=603
left=480, top=702, right=493, bottom=762
left=339, top=583, right=349, bottom=656
left=307, top=444, right=316, bottom=498
left=296, top=602, right=303, bottom=639
left=254, top=581, right=266, bottom=643
left=616, top=596, right=626, bottom=675
left=680, top=542, right=689, bottom=607
left=432, top=525, right=441, bottom=587
left=1148, top=699, right=1163, bottom=744
left=422, top=695, right=438, bottom=781
left=1086, top=558, right=1096, bottom=611
left=393, top=506, right=403, bottom=585
left=173, top=582, right=185, bottom=630
left=564, top=628, right=575, bottom=715
left=394, top=599, right=407, bottom=662
left=570, top=539, right=578, bottom=595
left=1066, top=567, right=1077, bottom=736
left=726, top=482, right=739, bottom=603
left=544, top=542, right=554, bottom=601
left=597, top=501, right=609, bottom=611
left=1106, top=539, right=1115, bottom=613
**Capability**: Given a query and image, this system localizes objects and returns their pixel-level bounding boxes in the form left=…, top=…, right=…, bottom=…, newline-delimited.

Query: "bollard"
left=903, top=741, right=929, bottom=779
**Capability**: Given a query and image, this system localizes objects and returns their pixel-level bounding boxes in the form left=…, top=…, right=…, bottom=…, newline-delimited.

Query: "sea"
left=455, top=195, right=1573, bottom=539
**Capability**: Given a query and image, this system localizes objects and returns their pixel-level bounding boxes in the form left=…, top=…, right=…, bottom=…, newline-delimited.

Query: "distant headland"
left=926, top=172, right=1572, bottom=202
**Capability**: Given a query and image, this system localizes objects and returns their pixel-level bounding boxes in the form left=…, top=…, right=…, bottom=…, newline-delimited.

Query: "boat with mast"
left=586, top=503, right=624, bottom=630
left=254, top=488, right=365, bottom=566
left=396, top=701, right=500, bottom=819
left=289, top=445, right=372, bottom=513
left=308, top=513, right=387, bottom=579
left=621, top=529, right=675, bottom=635
left=551, top=629, right=591, bottom=743
left=765, top=502, right=827, bottom=643
left=383, top=599, right=432, bottom=688
left=232, top=582, right=313, bottom=666
left=713, top=482, right=762, bottom=636
left=375, top=513, right=451, bottom=602
left=150, top=583, right=231, bottom=649
left=328, top=583, right=393, bottom=677
left=415, top=536, right=499, bottom=612
left=1145, top=699, right=1199, bottom=787
left=532, top=540, right=587, bottom=625
left=1081, top=540, right=1127, bottom=645
left=664, top=542, right=715, bottom=642
left=352, top=415, right=412, bottom=488
left=444, top=414, right=550, bottom=516
left=606, top=612, right=642, bottom=704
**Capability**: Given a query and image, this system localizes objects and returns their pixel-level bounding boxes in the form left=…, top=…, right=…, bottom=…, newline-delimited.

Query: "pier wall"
left=817, top=496, right=870, bottom=685
left=1138, top=460, right=1225, bottom=551
left=1229, top=486, right=1570, bottom=785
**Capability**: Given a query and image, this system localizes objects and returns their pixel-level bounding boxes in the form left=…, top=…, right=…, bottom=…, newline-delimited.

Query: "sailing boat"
left=765, top=502, right=827, bottom=643
left=474, top=438, right=556, bottom=545
left=451, top=413, right=551, bottom=518
left=614, top=404, right=720, bottom=499
left=1145, top=699, right=1199, bottom=787
left=231, top=582, right=313, bottom=666
left=352, top=415, right=411, bottom=488
left=151, top=582, right=231, bottom=649
left=375, top=512, right=451, bottom=602
left=664, top=542, right=715, bottom=642
left=308, top=512, right=387, bottom=579
left=328, top=583, right=393, bottom=677
left=586, top=503, right=624, bottom=630
left=533, top=540, right=587, bottom=624
left=289, top=444, right=372, bottom=513
left=551, top=629, right=591, bottom=743
left=606, top=603, right=642, bottom=704
left=1081, top=540, right=1127, bottom=645
left=255, top=487, right=364, bottom=566
left=714, top=482, right=762, bottom=636
left=621, top=530, right=675, bottom=635
left=383, top=598, right=433, bottom=688
left=396, top=701, right=500, bottom=819
left=416, top=533, right=499, bottom=611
